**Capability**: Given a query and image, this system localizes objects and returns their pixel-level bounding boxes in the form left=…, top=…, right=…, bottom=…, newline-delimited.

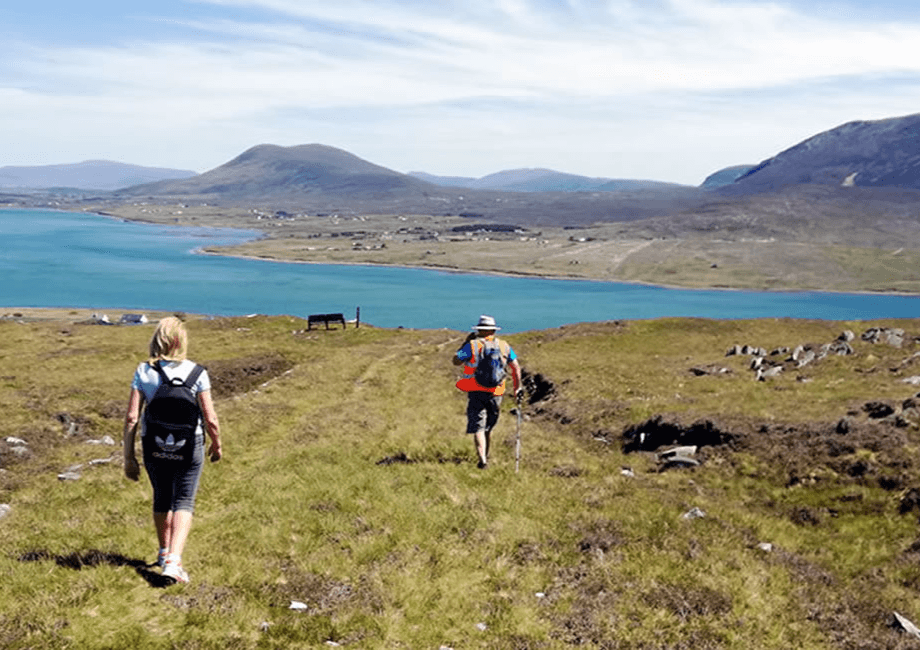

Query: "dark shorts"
left=466, top=391, right=503, bottom=435
left=143, top=434, right=204, bottom=513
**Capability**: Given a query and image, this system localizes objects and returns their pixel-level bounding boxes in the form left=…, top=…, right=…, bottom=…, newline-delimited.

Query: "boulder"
left=892, top=612, right=920, bottom=640
left=862, top=327, right=906, bottom=347
left=795, top=349, right=816, bottom=368
left=757, top=365, right=784, bottom=381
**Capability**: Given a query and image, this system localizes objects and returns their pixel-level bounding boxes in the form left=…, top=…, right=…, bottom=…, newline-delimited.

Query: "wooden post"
left=356, top=306, right=360, bottom=329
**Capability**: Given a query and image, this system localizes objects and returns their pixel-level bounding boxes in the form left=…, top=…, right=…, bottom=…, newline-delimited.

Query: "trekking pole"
left=515, top=392, right=523, bottom=473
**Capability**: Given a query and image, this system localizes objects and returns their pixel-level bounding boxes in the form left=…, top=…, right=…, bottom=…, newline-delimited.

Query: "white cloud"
left=1, top=0, right=920, bottom=182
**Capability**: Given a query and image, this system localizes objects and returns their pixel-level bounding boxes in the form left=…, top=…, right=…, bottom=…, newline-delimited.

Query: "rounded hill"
left=116, top=143, right=441, bottom=202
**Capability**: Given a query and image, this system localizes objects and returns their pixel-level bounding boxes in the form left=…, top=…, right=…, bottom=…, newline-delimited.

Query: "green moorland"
left=3, top=312, right=920, bottom=648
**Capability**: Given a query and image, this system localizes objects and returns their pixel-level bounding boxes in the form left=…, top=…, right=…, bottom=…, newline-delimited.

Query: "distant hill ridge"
left=0, top=160, right=196, bottom=191
left=409, top=168, right=684, bottom=192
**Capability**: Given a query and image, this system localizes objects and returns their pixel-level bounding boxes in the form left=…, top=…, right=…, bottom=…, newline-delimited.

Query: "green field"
left=3, top=312, right=920, bottom=648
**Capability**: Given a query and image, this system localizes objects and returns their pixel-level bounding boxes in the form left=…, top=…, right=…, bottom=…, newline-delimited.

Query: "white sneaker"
left=163, top=561, right=190, bottom=584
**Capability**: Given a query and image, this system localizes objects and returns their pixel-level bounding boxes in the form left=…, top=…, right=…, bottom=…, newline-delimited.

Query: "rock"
left=902, top=376, right=920, bottom=386
left=86, top=435, right=116, bottom=446
left=757, top=542, right=773, bottom=552
left=620, top=467, right=635, bottom=478
left=475, top=622, right=488, bottom=631
left=5, top=436, right=27, bottom=446
left=661, top=456, right=700, bottom=469
left=795, top=350, right=816, bottom=368
left=725, top=344, right=742, bottom=357
left=0, top=504, right=11, bottom=520
left=838, top=330, right=855, bottom=342
left=863, top=327, right=906, bottom=347
left=690, top=364, right=731, bottom=376
left=892, top=612, right=920, bottom=640
left=9, top=446, right=30, bottom=458
left=682, top=507, right=706, bottom=520
left=887, top=329, right=906, bottom=348
left=757, top=365, right=784, bottom=381
left=289, top=600, right=308, bottom=610
left=827, top=340, right=854, bottom=356
left=659, top=446, right=698, bottom=459
left=57, top=463, right=84, bottom=481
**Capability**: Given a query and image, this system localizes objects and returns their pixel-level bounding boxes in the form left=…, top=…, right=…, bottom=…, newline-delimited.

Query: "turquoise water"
left=2, top=208, right=918, bottom=332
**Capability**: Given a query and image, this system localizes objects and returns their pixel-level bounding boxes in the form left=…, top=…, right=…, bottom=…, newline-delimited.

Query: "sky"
left=3, top=0, right=920, bottom=185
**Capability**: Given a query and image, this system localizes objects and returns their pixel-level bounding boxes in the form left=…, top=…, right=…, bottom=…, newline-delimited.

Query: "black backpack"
left=142, top=362, right=205, bottom=464
left=474, top=339, right=508, bottom=388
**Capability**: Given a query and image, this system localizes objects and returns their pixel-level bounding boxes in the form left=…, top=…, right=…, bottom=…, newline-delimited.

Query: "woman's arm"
left=123, top=388, right=143, bottom=481
left=198, top=389, right=222, bottom=462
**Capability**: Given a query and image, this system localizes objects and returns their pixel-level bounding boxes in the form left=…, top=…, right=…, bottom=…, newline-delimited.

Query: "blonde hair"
left=148, top=316, right=188, bottom=363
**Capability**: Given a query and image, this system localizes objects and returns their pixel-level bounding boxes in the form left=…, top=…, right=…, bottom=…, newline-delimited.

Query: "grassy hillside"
left=3, top=313, right=920, bottom=648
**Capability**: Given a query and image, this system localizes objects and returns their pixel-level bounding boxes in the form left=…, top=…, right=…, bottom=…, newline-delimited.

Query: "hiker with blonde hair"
left=453, top=315, right=522, bottom=469
left=123, top=316, right=222, bottom=584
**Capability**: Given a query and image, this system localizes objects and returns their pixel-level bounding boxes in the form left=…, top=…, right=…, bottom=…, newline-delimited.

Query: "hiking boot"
left=163, top=561, right=190, bottom=584
left=477, top=460, right=488, bottom=469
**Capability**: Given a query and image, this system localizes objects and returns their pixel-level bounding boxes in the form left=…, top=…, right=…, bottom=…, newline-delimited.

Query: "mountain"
left=409, top=168, right=683, bottom=193
left=118, top=144, right=441, bottom=201
left=700, top=165, right=756, bottom=189
left=112, top=144, right=706, bottom=226
left=727, top=112, right=920, bottom=193
left=0, top=160, right=196, bottom=191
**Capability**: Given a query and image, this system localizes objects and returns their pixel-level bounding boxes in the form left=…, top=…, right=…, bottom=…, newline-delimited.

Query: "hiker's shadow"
left=19, top=549, right=176, bottom=588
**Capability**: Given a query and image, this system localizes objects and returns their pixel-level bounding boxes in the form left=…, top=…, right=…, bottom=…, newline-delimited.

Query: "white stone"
left=682, top=507, right=706, bottom=520
left=894, top=612, right=920, bottom=640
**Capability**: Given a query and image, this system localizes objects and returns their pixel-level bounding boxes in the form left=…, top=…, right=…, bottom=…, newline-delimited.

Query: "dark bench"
left=307, top=313, right=346, bottom=330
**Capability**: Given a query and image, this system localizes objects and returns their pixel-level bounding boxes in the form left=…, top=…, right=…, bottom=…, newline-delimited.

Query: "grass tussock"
left=2, top=313, right=920, bottom=648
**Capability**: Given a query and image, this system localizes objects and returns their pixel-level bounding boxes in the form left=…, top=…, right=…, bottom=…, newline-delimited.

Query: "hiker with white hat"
left=452, top=315, right=522, bottom=468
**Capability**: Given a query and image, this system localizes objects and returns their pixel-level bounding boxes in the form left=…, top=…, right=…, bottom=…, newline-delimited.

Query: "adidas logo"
left=155, top=434, right=187, bottom=453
